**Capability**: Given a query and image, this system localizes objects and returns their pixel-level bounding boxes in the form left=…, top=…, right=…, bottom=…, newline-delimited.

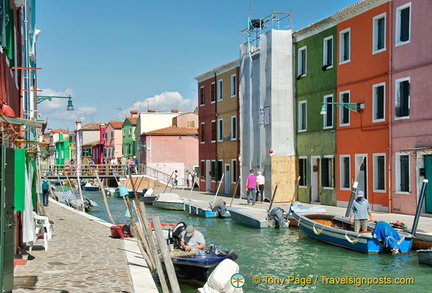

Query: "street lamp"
left=36, top=95, right=75, bottom=111
left=320, top=102, right=364, bottom=115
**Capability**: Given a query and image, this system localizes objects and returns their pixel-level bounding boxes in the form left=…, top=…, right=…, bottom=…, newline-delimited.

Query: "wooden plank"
left=271, top=155, right=297, bottom=203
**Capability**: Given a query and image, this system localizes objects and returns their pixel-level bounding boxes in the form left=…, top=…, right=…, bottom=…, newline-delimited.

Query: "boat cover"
left=156, top=193, right=183, bottom=202
left=372, top=221, right=402, bottom=251
left=198, top=259, right=243, bottom=293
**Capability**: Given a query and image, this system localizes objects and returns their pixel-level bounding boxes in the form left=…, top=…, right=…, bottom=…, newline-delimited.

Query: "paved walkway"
left=13, top=200, right=157, bottom=293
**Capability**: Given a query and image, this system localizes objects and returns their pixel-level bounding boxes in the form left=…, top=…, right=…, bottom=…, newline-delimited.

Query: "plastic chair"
left=29, top=212, right=53, bottom=251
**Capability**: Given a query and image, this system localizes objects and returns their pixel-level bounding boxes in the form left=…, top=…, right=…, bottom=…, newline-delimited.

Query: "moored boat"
left=228, top=206, right=289, bottom=229
left=83, top=181, right=100, bottom=191
left=417, top=249, right=432, bottom=266
left=184, top=198, right=230, bottom=218
left=153, top=193, right=185, bottom=211
left=293, top=212, right=413, bottom=254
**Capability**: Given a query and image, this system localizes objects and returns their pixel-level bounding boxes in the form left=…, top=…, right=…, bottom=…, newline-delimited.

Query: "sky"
left=36, top=0, right=360, bottom=131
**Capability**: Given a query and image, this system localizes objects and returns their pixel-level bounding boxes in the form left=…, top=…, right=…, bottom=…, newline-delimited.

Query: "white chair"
left=29, top=212, right=53, bottom=251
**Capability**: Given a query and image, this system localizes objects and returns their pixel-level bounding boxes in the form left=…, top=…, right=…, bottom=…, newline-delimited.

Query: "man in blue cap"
left=180, top=225, right=206, bottom=254
left=349, top=191, right=373, bottom=233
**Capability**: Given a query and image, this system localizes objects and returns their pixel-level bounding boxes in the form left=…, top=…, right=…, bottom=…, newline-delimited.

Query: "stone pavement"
left=13, top=199, right=157, bottom=293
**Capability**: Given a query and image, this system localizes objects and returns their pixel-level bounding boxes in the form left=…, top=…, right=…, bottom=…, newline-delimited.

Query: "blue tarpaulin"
left=372, top=221, right=401, bottom=251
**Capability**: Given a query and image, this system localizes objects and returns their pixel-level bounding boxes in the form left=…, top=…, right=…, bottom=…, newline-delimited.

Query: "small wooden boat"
left=293, top=212, right=413, bottom=254
left=139, top=188, right=158, bottom=205
left=83, top=181, right=99, bottom=191
left=114, top=186, right=134, bottom=198
left=227, top=206, right=289, bottom=229
left=288, top=201, right=328, bottom=226
left=417, top=249, right=432, bottom=266
left=185, top=199, right=230, bottom=218
left=153, top=193, right=185, bottom=211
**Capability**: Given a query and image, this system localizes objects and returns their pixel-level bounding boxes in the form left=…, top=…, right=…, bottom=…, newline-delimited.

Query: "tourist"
left=42, top=177, right=52, bottom=207
left=173, top=170, right=179, bottom=187
left=349, top=191, right=373, bottom=233
left=245, top=169, right=257, bottom=206
left=180, top=225, right=206, bottom=254
left=186, top=171, right=193, bottom=188
left=256, top=171, right=265, bottom=204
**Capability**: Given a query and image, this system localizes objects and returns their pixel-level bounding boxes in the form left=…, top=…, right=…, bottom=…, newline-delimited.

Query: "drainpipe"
left=214, top=71, right=218, bottom=191
left=388, top=0, right=394, bottom=212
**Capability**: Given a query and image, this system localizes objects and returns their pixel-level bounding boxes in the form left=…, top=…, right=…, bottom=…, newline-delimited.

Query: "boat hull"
left=418, top=249, right=432, bottom=266
left=140, top=195, right=158, bottom=205
left=228, top=207, right=288, bottom=229
left=153, top=201, right=185, bottom=211
left=294, top=213, right=413, bottom=254
left=185, top=201, right=231, bottom=218
left=83, top=186, right=99, bottom=191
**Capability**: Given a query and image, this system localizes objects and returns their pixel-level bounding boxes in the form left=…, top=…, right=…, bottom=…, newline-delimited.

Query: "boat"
left=417, top=249, right=432, bottom=266
left=292, top=212, right=413, bottom=254
left=139, top=188, right=158, bottom=205
left=55, top=190, right=99, bottom=212
left=288, top=201, right=328, bottom=226
left=83, top=181, right=100, bottom=191
left=184, top=198, right=230, bottom=218
left=153, top=193, right=185, bottom=211
left=168, top=222, right=238, bottom=283
left=227, top=205, right=289, bottom=228
left=114, top=186, right=134, bottom=198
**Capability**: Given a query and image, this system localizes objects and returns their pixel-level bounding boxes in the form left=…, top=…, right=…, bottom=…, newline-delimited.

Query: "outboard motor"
left=171, top=222, right=187, bottom=248
left=211, top=199, right=229, bottom=218
left=268, top=207, right=289, bottom=228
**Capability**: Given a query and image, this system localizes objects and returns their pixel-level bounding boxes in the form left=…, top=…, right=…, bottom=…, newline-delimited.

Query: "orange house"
left=336, top=1, right=391, bottom=212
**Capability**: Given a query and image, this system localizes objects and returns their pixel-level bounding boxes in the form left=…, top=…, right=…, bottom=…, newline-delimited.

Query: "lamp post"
left=36, top=95, right=75, bottom=111
left=320, top=102, right=364, bottom=115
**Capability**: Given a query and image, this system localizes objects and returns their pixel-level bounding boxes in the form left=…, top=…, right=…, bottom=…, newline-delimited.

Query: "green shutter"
left=14, top=149, right=26, bottom=211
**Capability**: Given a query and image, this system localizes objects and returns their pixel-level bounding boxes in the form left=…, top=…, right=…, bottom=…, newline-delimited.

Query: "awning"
left=0, top=114, right=46, bottom=128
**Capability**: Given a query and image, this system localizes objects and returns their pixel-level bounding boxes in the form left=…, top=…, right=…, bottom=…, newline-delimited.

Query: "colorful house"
left=104, top=120, right=123, bottom=161
left=122, top=110, right=138, bottom=158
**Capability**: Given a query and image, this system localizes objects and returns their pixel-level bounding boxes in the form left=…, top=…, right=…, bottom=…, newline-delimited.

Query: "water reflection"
left=81, top=191, right=429, bottom=292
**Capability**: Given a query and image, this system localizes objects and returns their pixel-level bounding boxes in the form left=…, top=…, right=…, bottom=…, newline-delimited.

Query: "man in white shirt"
left=180, top=225, right=206, bottom=255
left=256, top=171, right=265, bottom=203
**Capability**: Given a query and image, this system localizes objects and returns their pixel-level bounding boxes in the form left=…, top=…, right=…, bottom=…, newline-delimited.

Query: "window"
left=200, top=86, right=205, bottom=105
left=230, top=74, right=237, bottom=97
left=340, top=155, right=350, bottom=189
left=200, top=122, right=205, bottom=143
left=298, top=101, right=307, bottom=132
left=231, top=116, right=237, bottom=140
left=231, top=159, right=237, bottom=183
left=395, top=77, right=410, bottom=119
left=321, top=157, right=334, bottom=188
left=373, top=13, right=386, bottom=53
left=323, top=36, right=333, bottom=70
left=200, top=161, right=205, bottom=177
left=186, top=120, right=196, bottom=128
left=211, top=82, right=216, bottom=103
left=299, top=157, right=308, bottom=187
left=373, top=154, right=386, bottom=192
left=211, top=120, right=216, bottom=142
left=298, top=46, right=307, bottom=78
left=215, top=160, right=223, bottom=181
left=111, top=131, right=114, bottom=138
left=339, top=91, right=350, bottom=126
left=339, top=28, right=351, bottom=64
left=396, top=153, right=410, bottom=192
left=373, top=83, right=385, bottom=122
left=217, top=79, right=223, bottom=101
left=396, top=3, right=411, bottom=46
left=323, top=95, right=333, bottom=129
left=217, top=119, right=223, bottom=141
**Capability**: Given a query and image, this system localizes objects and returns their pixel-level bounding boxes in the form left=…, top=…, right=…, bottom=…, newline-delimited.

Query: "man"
left=256, top=171, right=265, bottom=204
left=349, top=191, right=373, bottom=233
left=245, top=169, right=257, bottom=206
left=41, top=178, right=52, bottom=207
left=180, top=225, right=206, bottom=254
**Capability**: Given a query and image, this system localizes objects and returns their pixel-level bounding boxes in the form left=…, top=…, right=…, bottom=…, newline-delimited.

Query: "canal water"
left=77, top=190, right=429, bottom=292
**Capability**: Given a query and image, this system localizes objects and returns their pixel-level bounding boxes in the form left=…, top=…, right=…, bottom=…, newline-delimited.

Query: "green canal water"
left=79, top=190, right=430, bottom=292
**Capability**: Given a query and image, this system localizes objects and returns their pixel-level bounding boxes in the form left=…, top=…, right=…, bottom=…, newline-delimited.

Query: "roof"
left=44, top=128, right=69, bottom=135
left=107, top=120, right=123, bottom=129
left=124, top=117, right=138, bottom=126
left=81, top=122, right=106, bottom=130
left=143, top=125, right=198, bottom=136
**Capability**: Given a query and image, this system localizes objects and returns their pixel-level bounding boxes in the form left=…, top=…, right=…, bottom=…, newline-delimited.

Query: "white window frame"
left=373, top=153, right=386, bottom=193
left=373, top=13, right=386, bottom=54
left=230, top=74, right=237, bottom=97
left=200, top=122, right=205, bottom=144
left=323, top=36, right=333, bottom=70
left=395, top=77, right=410, bottom=120
left=217, top=79, right=223, bottom=101
left=217, top=118, right=223, bottom=142
left=323, top=94, right=334, bottom=129
left=339, top=28, right=351, bottom=64
left=231, top=159, right=237, bottom=184
left=372, top=82, right=386, bottom=122
left=298, top=100, right=307, bottom=132
left=395, top=152, right=411, bottom=193
left=340, top=155, right=351, bottom=190
left=395, top=2, right=411, bottom=47
left=339, top=90, right=351, bottom=127
left=298, top=46, right=307, bottom=78
left=231, top=116, right=237, bottom=140
left=322, top=155, right=335, bottom=189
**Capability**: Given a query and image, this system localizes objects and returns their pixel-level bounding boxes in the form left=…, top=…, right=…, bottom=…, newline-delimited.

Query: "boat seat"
left=29, top=212, right=53, bottom=251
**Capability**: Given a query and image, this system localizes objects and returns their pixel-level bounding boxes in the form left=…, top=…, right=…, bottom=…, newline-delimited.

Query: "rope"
left=345, top=232, right=359, bottom=244
left=312, top=223, right=325, bottom=235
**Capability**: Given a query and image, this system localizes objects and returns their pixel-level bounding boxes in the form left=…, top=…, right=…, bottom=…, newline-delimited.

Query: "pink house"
left=104, top=120, right=123, bottom=161
left=140, top=112, right=199, bottom=181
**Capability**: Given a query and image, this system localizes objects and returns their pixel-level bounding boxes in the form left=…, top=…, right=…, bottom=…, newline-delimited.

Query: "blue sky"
left=36, top=0, right=360, bottom=131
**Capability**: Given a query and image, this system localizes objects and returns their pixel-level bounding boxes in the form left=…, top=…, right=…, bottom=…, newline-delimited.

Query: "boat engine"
left=211, top=199, right=229, bottom=218
left=171, top=221, right=187, bottom=248
left=268, top=207, right=289, bottom=228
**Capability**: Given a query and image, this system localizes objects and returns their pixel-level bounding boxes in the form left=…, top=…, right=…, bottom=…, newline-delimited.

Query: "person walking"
left=349, top=191, right=373, bottom=233
left=256, top=171, right=265, bottom=204
left=41, top=177, right=52, bottom=207
left=245, top=169, right=257, bottom=206
left=173, top=170, right=179, bottom=187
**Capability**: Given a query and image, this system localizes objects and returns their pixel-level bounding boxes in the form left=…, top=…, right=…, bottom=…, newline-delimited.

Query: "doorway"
left=424, top=156, right=432, bottom=213
left=355, top=155, right=367, bottom=198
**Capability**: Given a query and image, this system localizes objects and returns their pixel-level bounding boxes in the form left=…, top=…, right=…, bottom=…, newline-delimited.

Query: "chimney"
left=100, top=123, right=105, bottom=144
left=171, top=109, right=179, bottom=113
left=130, top=110, right=138, bottom=117
left=148, top=109, right=156, bottom=113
